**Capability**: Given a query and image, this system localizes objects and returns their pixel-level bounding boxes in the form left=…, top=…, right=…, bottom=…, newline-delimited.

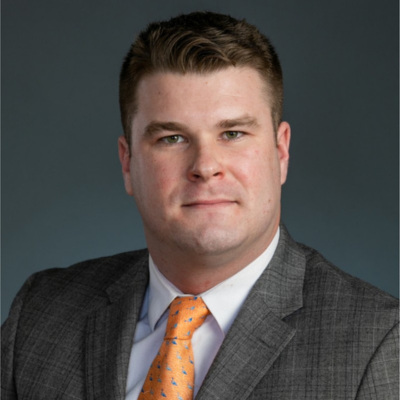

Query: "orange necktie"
left=139, top=296, right=210, bottom=400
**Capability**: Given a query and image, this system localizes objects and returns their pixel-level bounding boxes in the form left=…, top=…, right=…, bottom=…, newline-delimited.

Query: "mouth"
left=182, top=199, right=236, bottom=208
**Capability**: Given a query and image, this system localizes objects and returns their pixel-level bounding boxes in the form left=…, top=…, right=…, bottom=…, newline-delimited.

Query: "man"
left=2, top=11, right=398, bottom=400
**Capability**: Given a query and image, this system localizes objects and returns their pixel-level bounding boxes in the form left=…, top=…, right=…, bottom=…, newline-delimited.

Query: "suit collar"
left=251, top=223, right=305, bottom=318
left=85, top=251, right=149, bottom=400
left=105, top=251, right=149, bottom=303
left=197, top=223, right=305, bottom=400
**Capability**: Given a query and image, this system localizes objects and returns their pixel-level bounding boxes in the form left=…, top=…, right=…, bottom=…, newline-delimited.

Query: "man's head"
left=118, top=12, right=290, bottom=292
left=119, top=11, right=283, bottom=149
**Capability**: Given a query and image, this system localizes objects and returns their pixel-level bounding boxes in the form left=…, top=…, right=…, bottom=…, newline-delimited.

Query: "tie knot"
left=165, top=296, right=209, bottom=340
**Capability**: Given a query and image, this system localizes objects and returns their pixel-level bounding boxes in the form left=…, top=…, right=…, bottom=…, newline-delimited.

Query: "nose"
left=187, top=143, right=224, bottom=182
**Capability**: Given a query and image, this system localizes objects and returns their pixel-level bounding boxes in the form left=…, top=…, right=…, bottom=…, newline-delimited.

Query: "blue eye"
left=162, top=135, right=184, bottom=144
left=224, top=131, right=243, bottom=139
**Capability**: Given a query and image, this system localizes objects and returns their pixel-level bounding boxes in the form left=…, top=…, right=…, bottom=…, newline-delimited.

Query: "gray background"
left=2, top=0, right=398, bottom=323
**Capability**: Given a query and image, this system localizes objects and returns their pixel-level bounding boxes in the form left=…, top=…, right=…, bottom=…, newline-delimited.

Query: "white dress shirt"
left=125, top=228, right=280, bottom=399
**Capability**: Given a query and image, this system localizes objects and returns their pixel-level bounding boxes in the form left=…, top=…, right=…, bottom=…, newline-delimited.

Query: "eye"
left=161, top=135, right=185, bottom=144
left=223, top=131, right=244, bottom=140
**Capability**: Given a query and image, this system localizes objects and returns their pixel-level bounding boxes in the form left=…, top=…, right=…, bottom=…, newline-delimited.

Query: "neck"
left=148, top=227, right=278, bottom=294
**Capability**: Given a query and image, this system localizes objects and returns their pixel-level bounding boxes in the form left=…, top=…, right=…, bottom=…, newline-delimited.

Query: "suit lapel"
left=85, top=253, right=149, bottom=400
left=196, top=291, right=296, bottom=400
left=197, top=225, right=306, bottom=400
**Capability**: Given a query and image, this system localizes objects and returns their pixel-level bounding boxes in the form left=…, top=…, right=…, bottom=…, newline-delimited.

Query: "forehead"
left=134, top=67, right=272, bottom=122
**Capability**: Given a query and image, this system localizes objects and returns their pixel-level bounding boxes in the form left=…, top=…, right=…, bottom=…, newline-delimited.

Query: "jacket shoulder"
left=8, top=249, right=149, bottom=322
left=298, top=242, right=398, bottom=321
left=30, top=248, right=148, bottom=292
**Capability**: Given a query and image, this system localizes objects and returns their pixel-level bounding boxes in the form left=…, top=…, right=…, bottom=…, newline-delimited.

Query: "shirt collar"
left=147, top=227, right=280, bottom=334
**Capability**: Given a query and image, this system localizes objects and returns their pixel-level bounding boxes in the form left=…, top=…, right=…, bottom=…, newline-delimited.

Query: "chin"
left=173, top=227, right=244, bottom=256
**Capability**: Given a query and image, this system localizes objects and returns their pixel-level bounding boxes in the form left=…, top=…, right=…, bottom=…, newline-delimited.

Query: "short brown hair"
left=119, top=11, right=283, bottom=147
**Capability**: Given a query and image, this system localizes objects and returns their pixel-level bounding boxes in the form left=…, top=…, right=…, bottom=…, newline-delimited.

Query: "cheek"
left=134, top=156, right=181, bottom=199
left=152, top=157, right=180, bottom=186
left=234, top=148, right=274, bottom=179
left=234, top=149, right=281, bottom=202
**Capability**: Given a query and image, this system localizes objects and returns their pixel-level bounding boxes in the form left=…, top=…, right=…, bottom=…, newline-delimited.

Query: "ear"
left=118, top=136, right=134, bottom=196
left=276, top=121, right=291, bottom=185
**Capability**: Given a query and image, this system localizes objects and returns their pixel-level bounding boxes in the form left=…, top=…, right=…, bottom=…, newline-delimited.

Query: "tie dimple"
left=139, top=296, right=210, bottom=400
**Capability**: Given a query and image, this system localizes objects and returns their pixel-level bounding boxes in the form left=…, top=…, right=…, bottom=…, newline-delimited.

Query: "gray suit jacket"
left=2, top=226, right=399, bottom=399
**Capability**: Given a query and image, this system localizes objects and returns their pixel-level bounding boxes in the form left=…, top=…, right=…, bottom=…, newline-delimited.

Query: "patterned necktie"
left=139, top=296, right=210, bottom=400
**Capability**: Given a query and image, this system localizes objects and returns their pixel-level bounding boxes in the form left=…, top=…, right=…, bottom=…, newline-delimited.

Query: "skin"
left=118, top=67, right=291, bottom=294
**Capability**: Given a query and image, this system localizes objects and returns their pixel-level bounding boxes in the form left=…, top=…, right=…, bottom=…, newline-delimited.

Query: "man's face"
left=119, top=67, right=290, bottom=263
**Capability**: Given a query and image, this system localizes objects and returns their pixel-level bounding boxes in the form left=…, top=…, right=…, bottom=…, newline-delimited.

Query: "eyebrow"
left=217, top=116, right=259, bottom=129
left=143, top=121, right=188, bottom=137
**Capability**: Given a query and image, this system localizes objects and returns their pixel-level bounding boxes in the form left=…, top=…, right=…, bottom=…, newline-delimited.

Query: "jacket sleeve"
left=1, top=274, right=36, bottom=400
left=356, top=323, right=399, bottom=400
